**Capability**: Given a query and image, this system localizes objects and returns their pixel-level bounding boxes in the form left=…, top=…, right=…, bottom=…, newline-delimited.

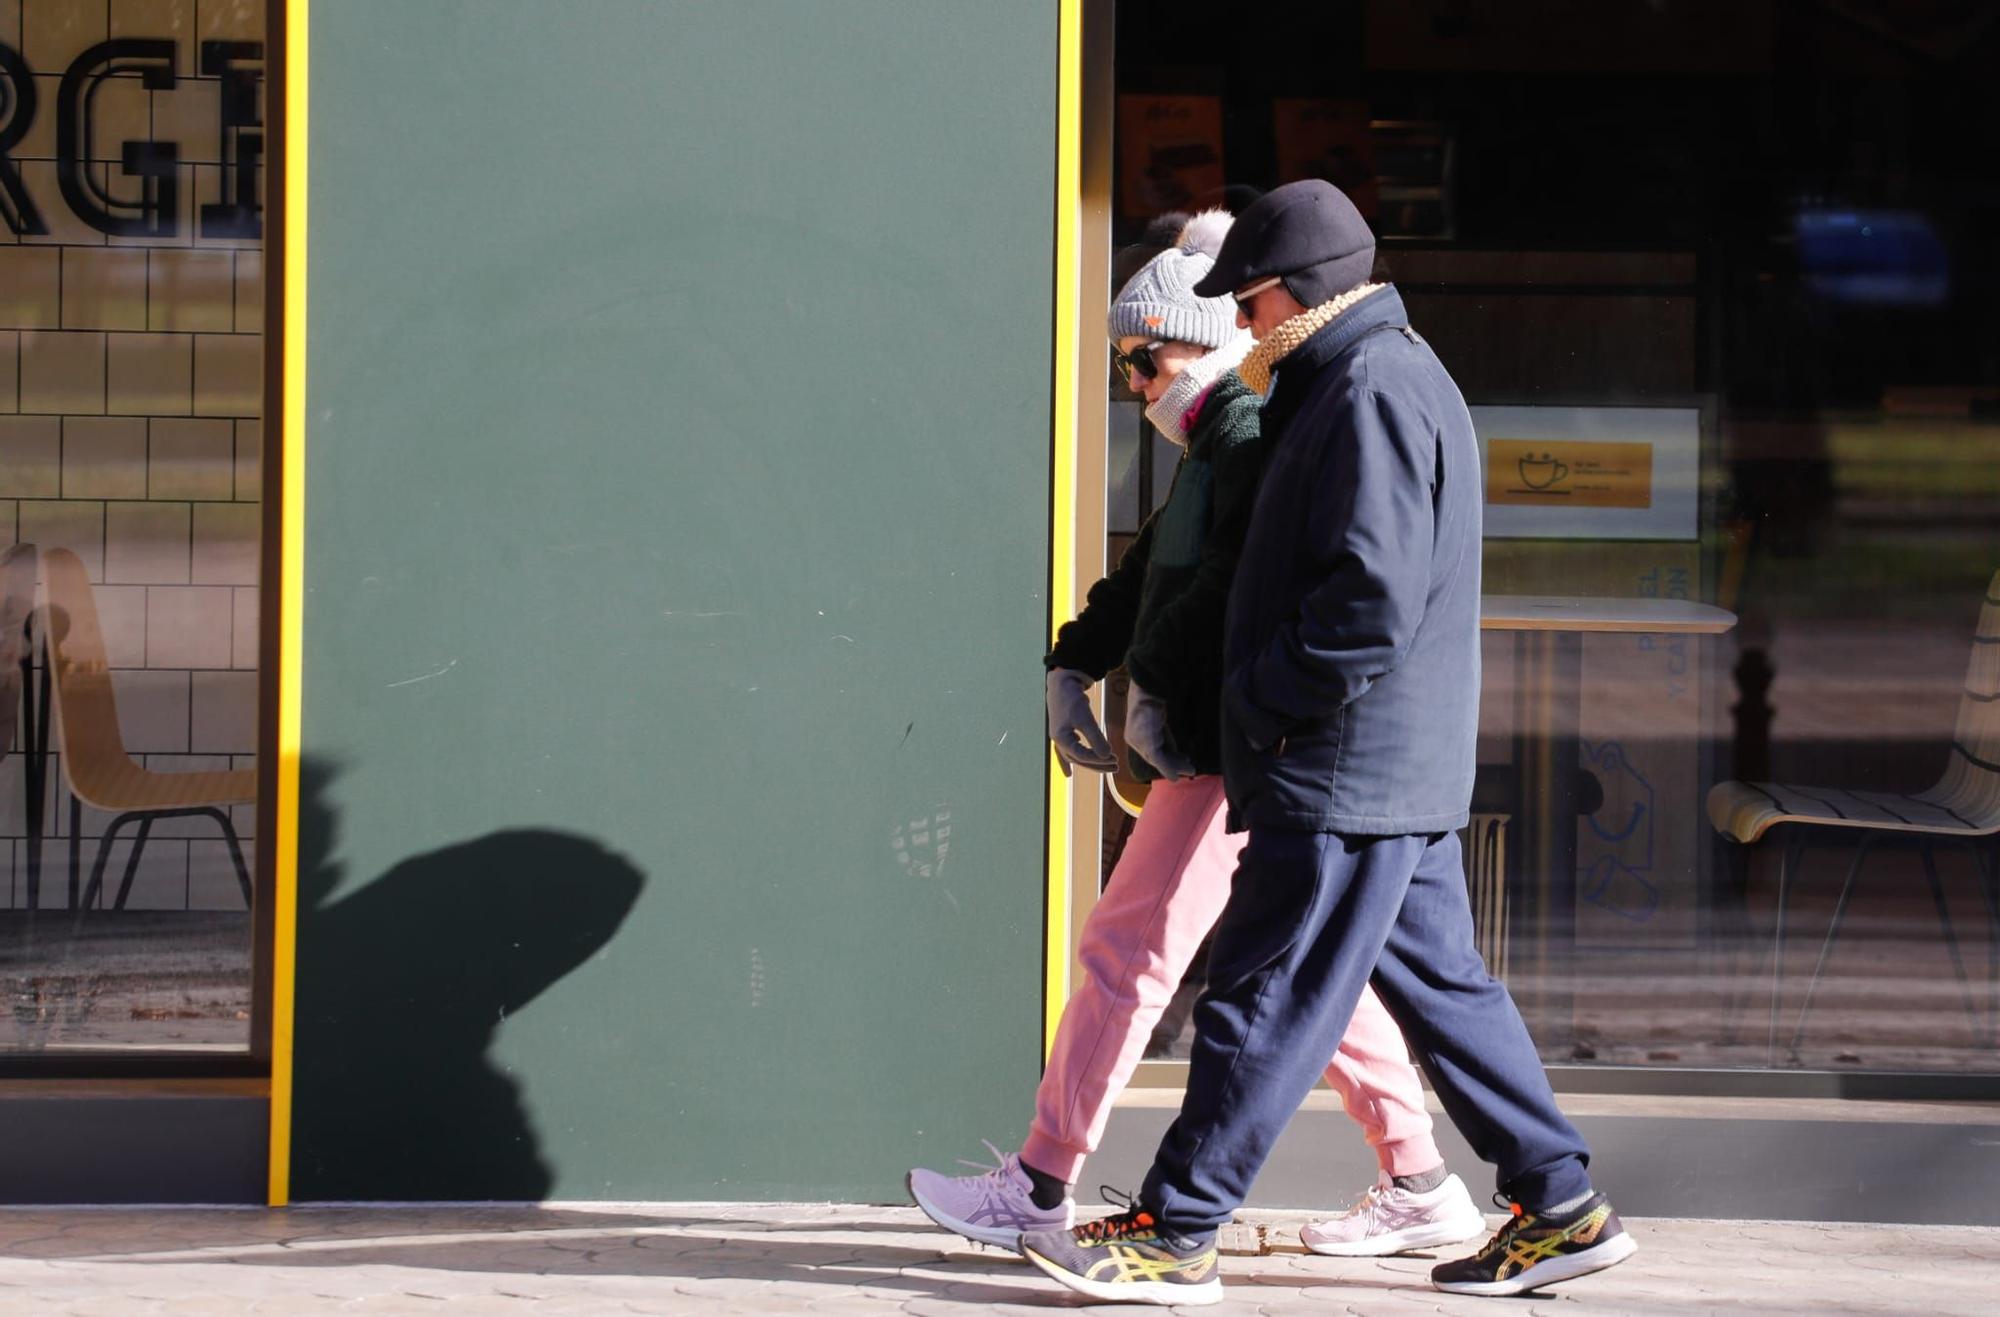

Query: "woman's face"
left=1116, top=336, right=1208, bottom=406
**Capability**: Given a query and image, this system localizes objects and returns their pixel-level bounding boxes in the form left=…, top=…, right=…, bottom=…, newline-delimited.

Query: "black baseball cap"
left=1191, top=179, right=1376, bottom=306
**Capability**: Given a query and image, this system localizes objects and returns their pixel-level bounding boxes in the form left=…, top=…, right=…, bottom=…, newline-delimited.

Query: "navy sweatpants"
left=1140, top=827, right=1592, bottom=1238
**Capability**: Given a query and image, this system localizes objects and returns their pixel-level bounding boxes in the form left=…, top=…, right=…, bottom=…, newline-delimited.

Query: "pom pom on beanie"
left=1107, top=209, right=1241, bottom=350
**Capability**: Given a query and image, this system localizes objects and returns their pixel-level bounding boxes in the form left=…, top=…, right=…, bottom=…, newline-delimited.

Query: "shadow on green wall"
left=292, top=759, right=647, bottom=1200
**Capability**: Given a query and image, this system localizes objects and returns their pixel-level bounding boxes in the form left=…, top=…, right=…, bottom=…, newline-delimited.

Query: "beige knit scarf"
left=1238, top=283, right=1387, bottom=396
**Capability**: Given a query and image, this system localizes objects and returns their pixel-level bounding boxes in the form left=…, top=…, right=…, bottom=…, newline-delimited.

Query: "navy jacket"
left=1221, top=287, right=1483, bottom=835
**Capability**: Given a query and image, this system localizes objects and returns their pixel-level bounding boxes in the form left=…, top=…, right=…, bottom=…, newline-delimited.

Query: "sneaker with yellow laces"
left=1019, top=1203, right=1224, bottom=1307
left=1430, top=1191, right=1637, bottom=1296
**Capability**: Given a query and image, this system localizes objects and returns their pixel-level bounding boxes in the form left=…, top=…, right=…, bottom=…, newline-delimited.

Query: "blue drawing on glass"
left=1579, top=740, right=1660, bottom=923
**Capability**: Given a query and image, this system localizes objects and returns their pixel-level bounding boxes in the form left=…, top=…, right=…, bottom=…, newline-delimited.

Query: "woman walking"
left=907, top=211, right=1483, bottom=1258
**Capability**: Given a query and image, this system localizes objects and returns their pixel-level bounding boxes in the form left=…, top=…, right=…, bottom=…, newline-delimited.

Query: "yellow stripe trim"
left=1044, top=0, right=1082, bottom=1058
left=268, top=0, right=309, bottom=1209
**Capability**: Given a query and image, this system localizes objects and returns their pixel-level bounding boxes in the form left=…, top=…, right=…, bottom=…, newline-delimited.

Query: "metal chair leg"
left=68, top=794, right=82, bottom=910
left=1988, top=840, right=2000, bottom=1048
left=1769, top=833, right=1805, bottom=1065
left=53, top=806, right=254, bottom=914
left=1917, top=841, right=1979, bottom=1041
left=1716, top=837, right=1770, bottom=1047
left=1788, top=832, right=1875, bottom=1059
left=1966, top=838, right=2000, bottom=1048
left=111, top=816, right=156, bottom=910
left=201, top=807, right=254, bottom=908
left=20, top=643, right=45, bottom=909
left=72, top=814, right=135, bottom=927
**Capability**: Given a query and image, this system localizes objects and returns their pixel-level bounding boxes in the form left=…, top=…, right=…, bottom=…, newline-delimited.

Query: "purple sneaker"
left=907, top=1141, right=1073, bottom=1247
left=1301, top=1172, right=1487, bottom=1257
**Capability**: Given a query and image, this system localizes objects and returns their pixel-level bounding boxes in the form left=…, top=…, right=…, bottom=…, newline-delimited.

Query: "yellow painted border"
left=267, top=0, right=309, bottom=1208
left=1044, top=0, right=1082, bottom=1058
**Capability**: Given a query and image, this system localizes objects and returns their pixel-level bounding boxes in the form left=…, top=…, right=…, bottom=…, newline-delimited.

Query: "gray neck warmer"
left=1144, top=331, right=1252, bottom=446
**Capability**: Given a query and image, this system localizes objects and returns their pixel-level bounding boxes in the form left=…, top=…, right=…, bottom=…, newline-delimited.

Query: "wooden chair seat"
left=65, top=755, right=255, bottom=814
left=1709, top=774, right=2000, bottom=846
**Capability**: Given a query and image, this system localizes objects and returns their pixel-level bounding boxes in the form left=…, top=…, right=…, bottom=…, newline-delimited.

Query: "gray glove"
left=1046, top=668, right=1116, bottom=776
left=1125, top=682, right=1197, bottom=780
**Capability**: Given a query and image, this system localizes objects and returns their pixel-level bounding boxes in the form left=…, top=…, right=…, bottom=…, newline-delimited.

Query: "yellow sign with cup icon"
left=1486, top=438, right=1654, bottom=509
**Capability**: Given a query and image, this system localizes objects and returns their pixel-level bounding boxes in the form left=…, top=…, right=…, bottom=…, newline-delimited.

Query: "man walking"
left=1020, top=180, right=1636, bottom=1304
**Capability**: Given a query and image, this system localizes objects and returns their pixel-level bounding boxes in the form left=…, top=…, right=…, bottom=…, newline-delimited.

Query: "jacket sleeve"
left=1124, top=404, right=1266, bottom=706
left=1224, top=388, right=1436, bottom=749
left=1045, top=515, right=1155, bottom=679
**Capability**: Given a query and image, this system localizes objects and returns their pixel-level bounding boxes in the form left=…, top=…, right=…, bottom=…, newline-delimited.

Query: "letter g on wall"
left=59, top=39, right=180, bottom=238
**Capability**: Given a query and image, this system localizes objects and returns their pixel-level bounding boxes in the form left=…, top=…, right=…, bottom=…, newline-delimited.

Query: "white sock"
left=1546, top=1191, right=1595, bottom=1215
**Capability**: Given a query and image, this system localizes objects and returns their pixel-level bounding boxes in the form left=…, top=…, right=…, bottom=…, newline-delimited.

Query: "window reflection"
left=2, top=0, right=264, bottom=1055
left=1112, top=0, right=1999, bottom=1075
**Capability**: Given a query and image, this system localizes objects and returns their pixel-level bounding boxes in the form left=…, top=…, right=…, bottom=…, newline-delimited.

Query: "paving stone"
left=0, top=1207, right=1995, bottom=1313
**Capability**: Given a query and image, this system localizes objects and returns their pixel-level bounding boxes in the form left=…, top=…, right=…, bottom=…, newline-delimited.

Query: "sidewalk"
left=3, top=1203, right=1995, bottom=1315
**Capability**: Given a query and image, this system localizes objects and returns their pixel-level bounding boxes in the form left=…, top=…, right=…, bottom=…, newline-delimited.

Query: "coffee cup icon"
left=1518, top=453, right=1569, bottom=490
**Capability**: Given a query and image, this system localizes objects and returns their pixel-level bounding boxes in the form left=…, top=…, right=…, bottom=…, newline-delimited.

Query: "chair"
left=1707, top=570, right=2000, bottom=1060
left=1, top=544, right=35, bottom=756
left=2, top=543, right=44, bottom=905
left=41, top=548, right=255, bottom=912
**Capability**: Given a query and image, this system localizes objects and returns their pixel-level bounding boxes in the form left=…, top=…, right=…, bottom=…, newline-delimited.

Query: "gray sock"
left=1391, top=1165, right=1450, bottom=1195
left=1545, top=1190, right=1595, bottom=1216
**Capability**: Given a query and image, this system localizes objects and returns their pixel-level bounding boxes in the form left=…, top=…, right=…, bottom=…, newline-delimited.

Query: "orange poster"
left=1486, top=439, right=1653, bottom=509
left=1118, top=95, right=1225, bottom=220
left=1272, top=99, right=1378, bottom=219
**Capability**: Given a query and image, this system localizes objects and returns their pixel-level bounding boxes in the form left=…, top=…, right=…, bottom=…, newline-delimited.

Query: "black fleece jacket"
left=1045, top=371, right=1268, bottom=779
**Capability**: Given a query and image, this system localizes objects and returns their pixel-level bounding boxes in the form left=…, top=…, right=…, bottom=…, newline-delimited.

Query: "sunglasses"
left=1232, top=275, right=1283, bottom=308
left=1112, top=340, right=1169, bottom=385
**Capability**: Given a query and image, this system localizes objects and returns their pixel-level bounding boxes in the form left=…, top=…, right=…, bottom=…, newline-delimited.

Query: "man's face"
left=1233, top=276, right=1307, bottom=339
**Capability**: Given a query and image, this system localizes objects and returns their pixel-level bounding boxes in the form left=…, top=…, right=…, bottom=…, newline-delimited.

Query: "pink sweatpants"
left=1022, top=774, right=1441, bottom=1185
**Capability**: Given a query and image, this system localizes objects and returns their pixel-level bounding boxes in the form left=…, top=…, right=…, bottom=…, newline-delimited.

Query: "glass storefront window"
left=1109, top=0, right=1999, bottom=1078
left=2, top=0, right=265, bottom=1055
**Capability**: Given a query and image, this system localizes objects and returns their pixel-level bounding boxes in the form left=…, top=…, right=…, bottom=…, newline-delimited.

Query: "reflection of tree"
left=1721, top=260, right=1837, bottom=563
left=1818, top=0, right=1998, bottom=61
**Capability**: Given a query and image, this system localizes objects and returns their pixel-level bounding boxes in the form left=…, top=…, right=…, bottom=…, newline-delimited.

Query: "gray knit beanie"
left=1106, top=210, right=1238, bottom=349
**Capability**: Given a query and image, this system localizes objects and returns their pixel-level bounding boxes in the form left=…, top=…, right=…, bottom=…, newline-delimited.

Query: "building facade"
left=3, top=1, right=1996, bottom=1220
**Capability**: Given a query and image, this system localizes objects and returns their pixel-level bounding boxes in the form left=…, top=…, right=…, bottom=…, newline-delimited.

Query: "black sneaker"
left=1430, top=1192, right=1637, bottom=1296
left=1019, top=1204, right=1224, bottom=1307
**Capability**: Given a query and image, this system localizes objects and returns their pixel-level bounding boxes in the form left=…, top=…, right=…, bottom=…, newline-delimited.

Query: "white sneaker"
left=907, top=1141, right=1074, bottom=1248
left=1301, top=1172, right=1488, bottom=1257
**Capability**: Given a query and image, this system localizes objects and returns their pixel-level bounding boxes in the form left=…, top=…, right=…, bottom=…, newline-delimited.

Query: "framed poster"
left=1272, top=99, right=1377, bottom=219
left=1117, top=94, right=1225, bottom=220
left=1471, top=405, right=1701, bottom=540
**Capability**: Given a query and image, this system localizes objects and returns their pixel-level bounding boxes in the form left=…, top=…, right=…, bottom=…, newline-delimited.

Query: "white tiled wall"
left=2, top=0, right=263, bottom=911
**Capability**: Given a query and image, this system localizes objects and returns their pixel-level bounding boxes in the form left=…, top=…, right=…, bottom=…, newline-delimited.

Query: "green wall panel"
left=292, top=1, right=1057, bottom=1200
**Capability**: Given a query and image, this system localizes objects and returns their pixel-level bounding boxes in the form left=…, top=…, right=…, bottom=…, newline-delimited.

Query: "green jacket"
left=1045, top=371, right=1268, bottom=780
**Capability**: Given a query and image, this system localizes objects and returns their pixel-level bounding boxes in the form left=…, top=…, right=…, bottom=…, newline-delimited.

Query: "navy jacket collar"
left=1263, top=287, right=1407, bottom=433
left=1283, top=285, right=1406, bottom=377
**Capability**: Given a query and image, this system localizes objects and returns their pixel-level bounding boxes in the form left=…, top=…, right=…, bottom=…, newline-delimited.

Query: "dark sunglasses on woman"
left=1112, top=339, right=1169, bottom=385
